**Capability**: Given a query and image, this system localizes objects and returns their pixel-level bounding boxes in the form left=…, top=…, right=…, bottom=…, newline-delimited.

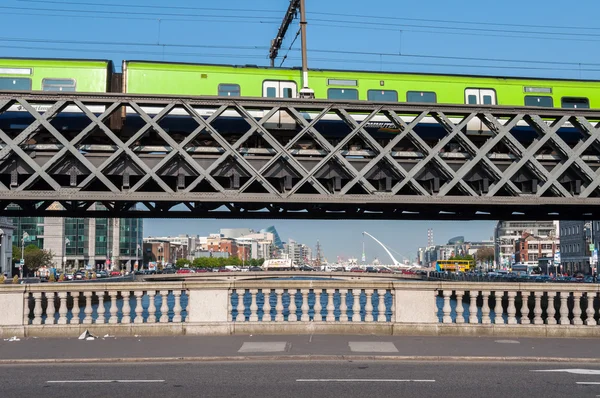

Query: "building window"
left=42, top=78, right=76, bottom=92
left=327, top=79, right=357, bottom=86
left=525, top=96, right=553, bottom=107
left=0, top=77, right=31, bottom=91
left=327, top=88, right=358, bottom=100
left=218, top=84, right=241, bottom=97
left=561, top=97, right=589, bottom=109
left=407, top=91, right=437, bottom=103
left=367, top=90, right=398, bottom=102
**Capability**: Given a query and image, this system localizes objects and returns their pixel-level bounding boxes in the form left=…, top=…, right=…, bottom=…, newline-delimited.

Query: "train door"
left=263, top=81, right=297, bottom=129
left=465, top=88, right=497, bottom=133
left=465, top=88, right=496, bottom=106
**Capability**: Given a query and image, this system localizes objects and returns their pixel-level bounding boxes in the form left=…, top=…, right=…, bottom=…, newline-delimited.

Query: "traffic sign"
left=19, top=259, right=24, bottom=265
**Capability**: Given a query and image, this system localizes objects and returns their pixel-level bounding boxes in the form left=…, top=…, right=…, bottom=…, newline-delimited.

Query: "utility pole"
left=269, top=0, right=314, bottom=98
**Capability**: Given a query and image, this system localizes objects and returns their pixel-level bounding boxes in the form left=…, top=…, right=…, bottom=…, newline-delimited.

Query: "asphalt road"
left=2, top=361, right=600, bottom=398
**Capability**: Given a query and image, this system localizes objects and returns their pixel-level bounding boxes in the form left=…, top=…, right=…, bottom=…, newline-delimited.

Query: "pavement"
left=1, top=334, right=599, bottom=363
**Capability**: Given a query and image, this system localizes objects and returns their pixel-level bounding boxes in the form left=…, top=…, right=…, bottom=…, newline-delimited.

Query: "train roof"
left=126, top=59, right=600, bottom=84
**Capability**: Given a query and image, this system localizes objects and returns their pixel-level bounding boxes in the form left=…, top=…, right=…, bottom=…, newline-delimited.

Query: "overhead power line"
left=16, top=0, right=283, bottom=14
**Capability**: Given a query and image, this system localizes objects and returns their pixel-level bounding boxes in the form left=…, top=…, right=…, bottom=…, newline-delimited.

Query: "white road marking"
left=348, top=342, right=398, bottom=353
left=238, top=342, right=288, bottom=353
left=576, top=382, right=600, bottom=385
left=532, top=369, right=600, bottom=375
left=297, top=379, right=435, bottom=383
left=47, top=380, right=165, bottom=383
left=494, top=340, right=520, bottom=344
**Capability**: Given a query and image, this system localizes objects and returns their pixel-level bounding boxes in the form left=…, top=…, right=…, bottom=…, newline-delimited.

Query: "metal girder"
left=1, top=91, right=600, bottom=219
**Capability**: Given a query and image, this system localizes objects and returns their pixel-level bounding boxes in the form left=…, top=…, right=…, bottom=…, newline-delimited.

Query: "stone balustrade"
left=0, top=281, right=599, bottom=338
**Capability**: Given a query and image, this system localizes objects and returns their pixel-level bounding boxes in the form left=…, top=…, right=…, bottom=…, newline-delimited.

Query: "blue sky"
left=2, top=0, right=595, bottom=260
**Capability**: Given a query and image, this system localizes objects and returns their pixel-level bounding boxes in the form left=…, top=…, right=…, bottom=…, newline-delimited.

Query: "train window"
left=42, top=78, right=76, bottom=92
left=282, top=87, right=293, bottom=98
left=561, top=97, right=589, bottom=109
left=0, top=77, right=31, bottom=91
left=327, top=88, right=358, bottom=100
left=483, top=95, right=493, bottom=105
left=407, top=91, right=437, bottom=103
left=218, top=84, right=241, bottom=97
left=367, top=90, right=398, bottom=102
left=525, top=96, right=553, bottom=107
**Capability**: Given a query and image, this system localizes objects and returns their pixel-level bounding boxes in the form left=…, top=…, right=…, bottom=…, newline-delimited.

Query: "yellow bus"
left=436, top=259, right=475, bottom=273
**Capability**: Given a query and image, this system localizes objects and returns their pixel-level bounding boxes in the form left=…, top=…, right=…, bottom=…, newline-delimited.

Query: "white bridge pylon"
left=362, top=231, right=419, bottom=269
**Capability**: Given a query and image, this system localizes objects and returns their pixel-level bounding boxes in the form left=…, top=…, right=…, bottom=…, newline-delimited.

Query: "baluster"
left=313, top=289, right=322, bottom=321
left=32, top=292, right=43, bottom=325
left=249, top=289, right=259, bottom=322
left=364, top=289, right=374, bottom=322
left=351, top=289, right=360, bottom=322
left=572, top=292, right=583, bottom=326
left=23, top=293, right=30, bottom=325
left=481, top=290, right=491, bottom=324
left=300, top=289, right=309, bottom=322
left=559, top=292, right=570, bottom=325
left=546, top=292, right=557, bottom=325
left=507, top=291, right=517, bottom=325
left=586, top=292, right=596, bottom=326
left=159, top=290, right=169, bottom=323
left=147, top=290, right=157, bottom=323
left=134, top=291, right=144, bottom=324
left=96, top=291, right=106, bottom=324
left=45, top=292, right=56, bottom=325
left=288, top=289, right=298, bottom=322
left=442, top=290, right=452, bottom=323
left=389, top=290, right=395, bottom=321
left=108, top=291, right=119, bottom=324
left=533, top=291, right=543, bottom=325
left=235, top=289, right=245, bottom=322
left=275, top=289, right=284, bottom=322
left=57, top=292, right=68, bottom=325
left=262, top=289, right=272, bottom=322
left=71, top=292, right=80, bottom=325
left=83, top=291, right=93, bottom=324
left=326, top=289, right=336, bottom=322
left=121, top=291, right=131, bottom=323
left=377, top=289, right=386, bottom=323
left=469, top=291, right=478, bottom=324
left=172, top=290, right=182, bottom=322
left=455, top=291, right=465, bottom=324
left=340, top=289, right=349, bottom=322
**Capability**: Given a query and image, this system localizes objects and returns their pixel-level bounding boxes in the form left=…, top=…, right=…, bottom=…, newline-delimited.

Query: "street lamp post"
left=63, top=237, right=70, bottom=274
left=20, top=231, right=29, bottom=278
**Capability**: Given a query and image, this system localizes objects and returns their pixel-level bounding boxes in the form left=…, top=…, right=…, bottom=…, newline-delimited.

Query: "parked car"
left=73, top=271, right=85, bottom=280
left=249, top=266, right=263, bottom=272
left=378, top=267, right=393, bottom=273
left=176, top=268, right=194, bottom=274
left=110, top=271, right=121, bottom=277
left=298, top=265, right=315, bottom=271
left=365, top=267, right=378, bottom=273
left=350, top=267, right=365, bottom=273
left=96, top=270, right=108, bottom=278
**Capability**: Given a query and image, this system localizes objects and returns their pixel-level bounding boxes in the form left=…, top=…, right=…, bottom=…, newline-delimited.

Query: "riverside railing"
left=1, top=281, right=600, bottom=338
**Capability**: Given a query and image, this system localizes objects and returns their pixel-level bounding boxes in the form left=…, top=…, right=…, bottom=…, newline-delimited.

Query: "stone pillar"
left=187, top=289, right=229, bottom=323
left=394, top=289, right=438, bottom=324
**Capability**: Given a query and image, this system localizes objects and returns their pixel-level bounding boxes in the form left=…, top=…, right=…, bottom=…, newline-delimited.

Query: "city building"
left=494, top=221, right=559, bottom=268
left=11, top=203, right=143, bottom=271
left=142, top=240, right=172, bottom=266
left=559, top=221, right=587, bottom=274
left=514, top=232, right=559, bottom=267
left=0, top=217, right=14, bottom=277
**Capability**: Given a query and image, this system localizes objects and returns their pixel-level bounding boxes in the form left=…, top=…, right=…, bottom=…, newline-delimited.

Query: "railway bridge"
left=0, top=91, right=599, bottom=220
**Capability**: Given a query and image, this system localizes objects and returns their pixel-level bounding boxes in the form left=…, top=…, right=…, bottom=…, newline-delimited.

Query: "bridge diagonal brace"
left=390, top=113, right=476, bottom=195
left=565, top=117, right=600, bottom=197
left=234, top=104, right=330, bottom=195
left=128, top=102, right=225, bottom=194
left=337, top=108, right=428, bottom=196
left=286, top=108, right=384, bottom=196
left=240, top=105, right=334, bottom=192
left=436, top=112, right=521, bottom=196
left=182, top=105, right=281, bottom=195
left=26, top=100, right=124, bottom=193
left=528, top=115, right=598, bottom=197
left=482, top=113, right=570, bottom=197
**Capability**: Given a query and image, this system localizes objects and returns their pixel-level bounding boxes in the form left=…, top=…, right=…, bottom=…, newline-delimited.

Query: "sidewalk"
left=0, top=334, right=598, bottom=363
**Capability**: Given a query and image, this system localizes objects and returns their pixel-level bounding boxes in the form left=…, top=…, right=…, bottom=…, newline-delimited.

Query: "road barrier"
left=0, top=280, right=599, bottom=338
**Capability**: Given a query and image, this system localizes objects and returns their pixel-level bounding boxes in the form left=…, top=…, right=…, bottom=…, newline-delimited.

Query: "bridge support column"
left=393, top=288, right=437, bottom=323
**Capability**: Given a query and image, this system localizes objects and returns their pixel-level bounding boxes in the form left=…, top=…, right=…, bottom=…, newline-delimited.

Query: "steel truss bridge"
left=1, top=91, right=600, bottom=220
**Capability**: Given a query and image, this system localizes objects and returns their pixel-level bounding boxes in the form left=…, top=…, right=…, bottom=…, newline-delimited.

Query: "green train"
left=0, top=57, right=595, bottom=108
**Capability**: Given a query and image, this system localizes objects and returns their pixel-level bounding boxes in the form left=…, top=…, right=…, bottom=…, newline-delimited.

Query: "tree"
left=12, top=245, right=20, bottom=263
left=23, top=244, right=54, bottom=275
left=176, top=258, right=190, bottom=268
left=475, top=247, right=495, bottom=265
